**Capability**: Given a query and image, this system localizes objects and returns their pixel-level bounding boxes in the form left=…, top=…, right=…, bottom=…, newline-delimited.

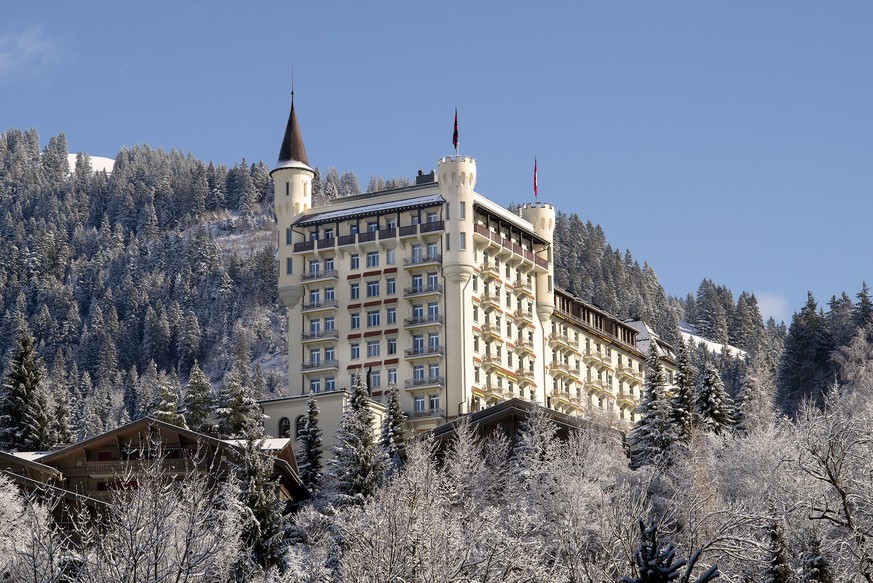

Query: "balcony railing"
left=409, top=408, right=445, bottom=419
left=404, top=283, right=443, bottom=296
left=302, top=359, right=339, bottom=371
left=338, top=234, right=356, bottom=246
left=515, top=339, right=535, bottom=354
left=403, top=253, right=442, bottom=266
left=301, top=269, right=338, bottom=282
left=301, top=329, right=340, bottom=341
left=293, top=241, right=315, bottom=253
left=378, top=228, right=396, bottom=240
left=479, top=262, right=500, bottom=280
left=513, top=281, right=534, bottom=296
left=404, top=376, right=445, bottom=389
left=301, top=300, right=339, bottom=311
left=404, top=345, right=445, bottom=358
left=358, top=231, right=376, bottom=243
left=403, top=314, right=444, bottom=327
left=480, top=323, right=502, bottom=339
left=420, top=220, right=445, bottom=233
left=479, top=293, right=501, bottom=310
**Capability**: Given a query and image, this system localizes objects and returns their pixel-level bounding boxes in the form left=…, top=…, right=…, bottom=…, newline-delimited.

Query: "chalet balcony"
left=404, top=345, right=445, bottom=359
left=404, top=376, right=445, bottom=390
left=301, top=269, right=338, bottom=282
left=301, top=329, right=340, bottom=343
left=403, top=314, right=444, bottom=329
left=404, top=283, right=443, bottom=298
left=302, top=359, right=339, bottom=372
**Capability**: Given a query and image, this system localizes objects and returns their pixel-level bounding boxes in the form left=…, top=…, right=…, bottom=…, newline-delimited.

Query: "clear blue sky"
left=4, top=2, right=872, bottom=324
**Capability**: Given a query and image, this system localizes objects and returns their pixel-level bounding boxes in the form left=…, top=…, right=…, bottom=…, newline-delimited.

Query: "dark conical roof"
left=277, top=95, right=309, bottom=167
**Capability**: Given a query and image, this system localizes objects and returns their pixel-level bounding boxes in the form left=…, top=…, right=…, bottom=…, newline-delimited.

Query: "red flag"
left=452, top=108, right=458, bottom=151
left=534, top=157, right=538, bottom=199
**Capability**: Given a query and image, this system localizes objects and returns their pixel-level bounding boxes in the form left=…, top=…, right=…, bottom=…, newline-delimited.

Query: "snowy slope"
left=67, top=153, right=115, bottom=174
left=679, top=321, right=747, bottom=359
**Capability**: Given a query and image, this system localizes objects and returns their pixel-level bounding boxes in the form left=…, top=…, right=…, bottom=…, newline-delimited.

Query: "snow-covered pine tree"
left=324, top=372, right=383, bottom=507
left=855, top=281, right=873, bottom=334
left=735, top=355, right=775, bottom=434
left=777, top=293, right=834, bottom=415
left=799, top=536, right=833, bottom=583
left=630, top=344, right=682, bottom=469
left=215, top=370, right=263, bottom=438
left=150, top=381, right=187, bottom=428
left=297, top=393, right=323, bottom=495
left=183, top=360, right=213, bottom=434
left=671, top=338, right=696, bottom=443
left=696, top=361, right=734, bottom=434
left=622, top=521, right=719, bottom=583
left=0, top=324, right=48, bottom=451
left=763, top=520, right=792, bottom=583
left=377, top=383, right=406, bottom=468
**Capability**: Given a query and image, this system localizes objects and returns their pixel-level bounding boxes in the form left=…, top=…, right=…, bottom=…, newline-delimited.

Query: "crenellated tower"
left=520, top=202, right=556, bottom=321
left=438, top=155, right=477, bottom=283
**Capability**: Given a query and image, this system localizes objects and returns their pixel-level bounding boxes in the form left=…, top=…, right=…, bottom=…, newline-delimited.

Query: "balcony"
left=301, top=329, right=340, bottom=343
left=338, top=234, right=356, bottom=246
left=480, top=354, right=499, bottom=370
left=317, top=237, right=336, bottom=250
left=357, top=231, right=376, bottom=243
left=399, top=225, right=418, bottom=238
left=586, top=378, right=609, bottom=395
left=550, top=388, right=572, bottom=405
left=403, top=314, right=444, bottom=329
left=617, top=389, right=637, bottom=407
left=480, top=323, right=503, bottom=340
left=548, top=361, right=571, bottom=377
left=378, top=228, right=396, bottom=240
left=479, top=293, right=501, bottom=311
left=515, top=368, right=536, bottom=385
left=548, top=333, right=572, bottom=349
left=479, top=262, right=500, bottom=281
left=293, top=240, right=315, bottom=253
left=301, top=300, right=339, bottom=312
left=618, top=365, right=643, bottom=383
left=301, top=269, right=338, bottom=282
left=404, top=376, right=445, bottom=390
left=513, top=280, right=534, bottom=297
left=409, top=408, right=445, bottom=420
left=404, top=283, right=443, bottom=298
left=302, top=359, right=339, bottom=372
left=512, top=309, right=534, bottom=327
left=514, top=339, right=536, bottom=355
left=420, top=220, right=445, bottom=234
left=403, top=253, right=442, bottom=268
left=404, top=345, right=445, bottom=359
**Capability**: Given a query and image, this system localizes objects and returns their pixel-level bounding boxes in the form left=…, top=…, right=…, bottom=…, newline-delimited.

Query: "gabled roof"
left=0, top=450, right=62, bottom=481
left=274, top=95, right=310, bottom=171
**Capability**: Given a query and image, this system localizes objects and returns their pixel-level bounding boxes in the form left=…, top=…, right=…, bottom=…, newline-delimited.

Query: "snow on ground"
left=67, top=153, right=115, bottom=174
left=679, top=321, right=747, bottom=359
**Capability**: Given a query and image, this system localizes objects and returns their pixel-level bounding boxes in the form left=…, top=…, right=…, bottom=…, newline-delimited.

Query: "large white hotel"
left=263, top=97, right=675, bottom=441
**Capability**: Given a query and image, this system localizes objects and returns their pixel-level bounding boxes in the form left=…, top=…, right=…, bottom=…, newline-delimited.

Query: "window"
left=445, top=233, right=450, bottom=251
left=429, top=394, right=440, bottom=412
left=285, top=228, right=292, bottom=245
left=350, top=254, right=360, bottom=269
left=427, top=273, right=438, bottom=289
left=387, top=278, right=396, bottom=294
left=324, top=228, right=334, bottom=239
left=309, top=260, right=320, bottom=275
left=324, top=316, right=335, bottom=331
left=350, top=224, right=359, bottom=235
left=387, top=218, right=396, bottom=229
left=366, top=251, right=379, bottom=267
left=411, top=245, right=422, bottom=262
left=414, top=396, right=425, bottom=414
left=309, top=290, right=320, bottom=305
left=413, top=304, right=424, bottom=319
left=350, top=283, right=360, bottom=300
left=428, top=303, right=439, bottom=319
left=427, top=212, right=438, bottom=223
left=309, top=319, right=321, bottom=334
left=474, top=367, right=480, bottom=383
left=351, top=343, right=360, bottom=359
left=325, top=377, right=336, bottom=392
left=367, top=340, right=380, bottom=357
left=286, top=257, right=292, bottom=275
left=460, top=232, right=466, bottom=250
left=388, top=368, right=397, bottom=385
left=387, top=306, right=396, bottom=324
left=351, top=313, right=360, bottom=329
left=371, top=370, right=381, bottom=388
left=473, top=276, right=478, bottom=292
left=413, top=335, right=424, bottom=351
left=279, top=417, right=291, bottom=438
left=474, top=336, right=479, bottom=352
left=386, top=248, right=396, bottom=265
left=506, top=292, right=512, bottom=307
left=309, top=348, right=321, bottom=364
left=324, top=257, right=335, bottom=271
left=428, top=363, right=440, bottom=379
left=367, top=310, right=380, bottom=327
left=427, top=242, right=438, bottom=258
left=460, top=202, right=466, bottom=219
left=294, top=416, right=306, bottom=438
left=367, top=281, right=380, bottom=297
left=428, top=333, right=440, bottom=349
left=325, top=346, right=335, bottom=361
left=506, top=321, right=512, bottom=336
left=325, top=287, right=335, bottom=302
left=309, top=230, right=318, bottom=241
left=505, top=264, right=511, bottom=278
left=310, top=378, right=321, bottom=393
left=473, top=306, right=479, bottom=322
left=388, top=337, right=397, bottom=354
left=413, top=365, right=425, bottom=380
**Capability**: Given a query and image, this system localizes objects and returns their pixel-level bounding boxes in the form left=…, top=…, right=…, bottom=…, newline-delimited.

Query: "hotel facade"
left=266, top=98, right=674, bottom=439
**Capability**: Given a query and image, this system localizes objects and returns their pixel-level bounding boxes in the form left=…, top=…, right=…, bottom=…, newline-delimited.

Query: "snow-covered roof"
left=221, top=438, right=292, bottom=451
left=295, top=193, right=445, bottom=226
left=10, top=451, right=53, bottom=462
left=473, top=193, right=535, bottom=233
left=625, top=320, right=676, bottom=361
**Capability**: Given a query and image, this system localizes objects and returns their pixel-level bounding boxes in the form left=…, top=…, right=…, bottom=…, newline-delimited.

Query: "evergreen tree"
left=377, top=383, right=406, bottom=467
left=150, top=381, right=187, bottom=428
left=763, top=521, right=792, bottom=583
left=777, top=293, right=834, bottom=415
left=0, top=324, right=47, bottom=450
left=297, top=393, right=323, bottom=495
left=799, top=537, right=833, bottom=583
left=735, top=355, right=775, bottom=434
left=183, top=360, right=213, bottom=434
left=622, top=521, right=719, bottom=583
left=855, top=281, right=873, bottom=333
left=324, top=373, right=383, bottom=507
left=22, top=383, right=55, bottom=451
left=671, top=339, right=696, bottom=443
left=695, top=361, right=734, bottom=434
left=629, top=345, right=682, bottom=468
left=215, top=371, right=262, bottom=439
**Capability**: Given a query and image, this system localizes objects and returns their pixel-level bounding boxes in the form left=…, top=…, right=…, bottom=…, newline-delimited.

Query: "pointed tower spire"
left=276, top=92, right=310, bottom=168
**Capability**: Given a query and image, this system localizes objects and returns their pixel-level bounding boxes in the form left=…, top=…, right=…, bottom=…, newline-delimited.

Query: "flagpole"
left=453, top=107, right=459, bottom=158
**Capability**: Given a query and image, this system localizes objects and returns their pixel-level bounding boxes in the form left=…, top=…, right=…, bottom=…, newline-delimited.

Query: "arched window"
left=278, top=417, right=291, bottom=438
left=294, top=415, right=306, bottom=439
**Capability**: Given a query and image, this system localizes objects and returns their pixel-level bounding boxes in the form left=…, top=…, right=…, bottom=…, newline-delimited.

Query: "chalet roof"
left=294, top=193, right=445, bottom=227
left=0, top=450, right=62, bottom=481
left=273, top=95, right=310, bottom=171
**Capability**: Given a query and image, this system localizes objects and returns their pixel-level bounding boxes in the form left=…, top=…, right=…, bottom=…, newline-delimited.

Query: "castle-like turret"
left=437, top=155, right=477, bottom=283
left=271, top=94, right=314, bottom=310
left=520, top=202, right=556, bottom=321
